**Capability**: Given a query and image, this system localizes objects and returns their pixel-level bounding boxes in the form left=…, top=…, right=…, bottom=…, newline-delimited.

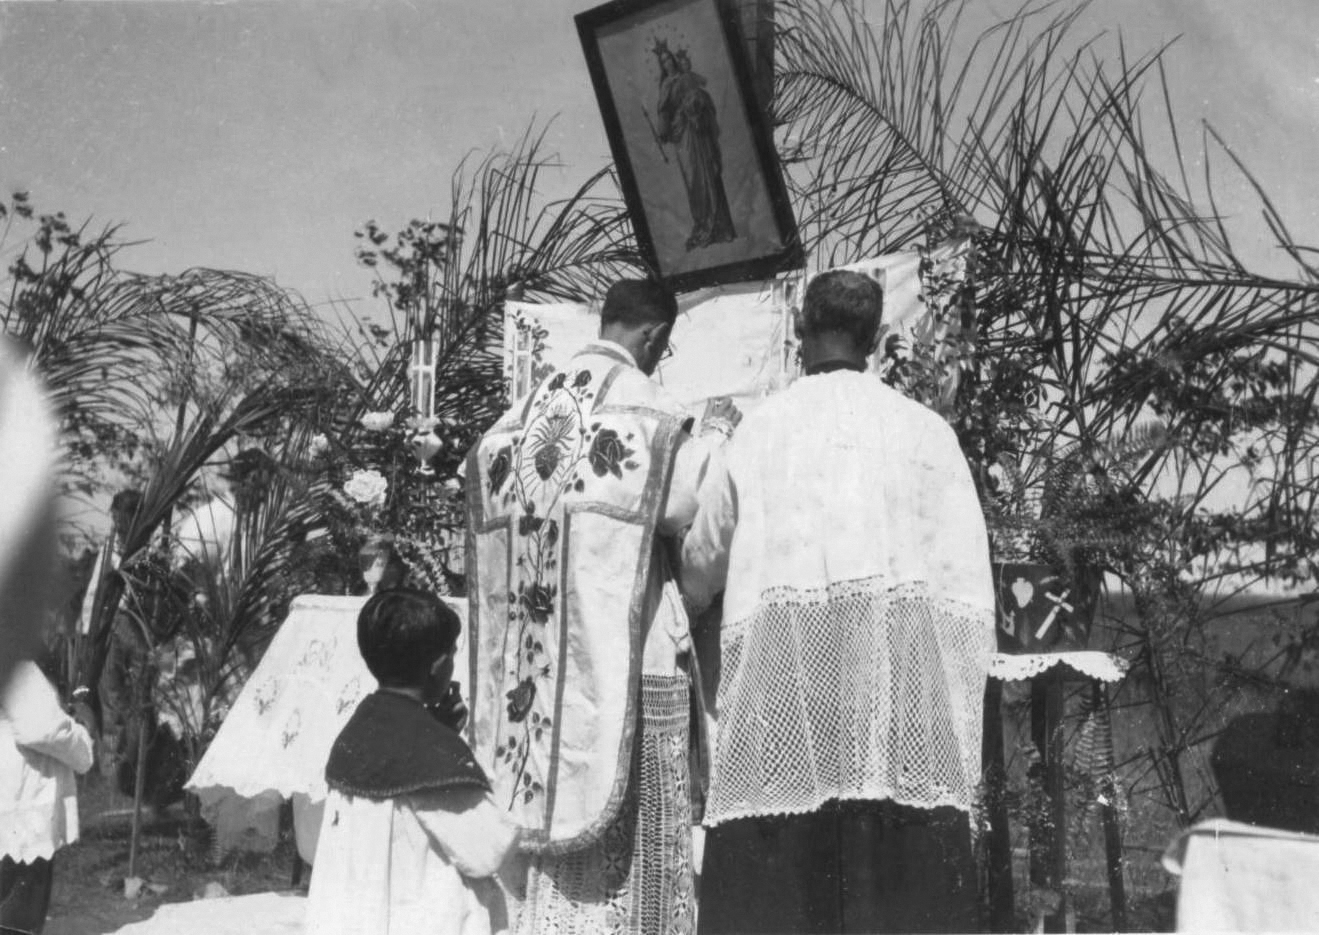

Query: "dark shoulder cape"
left=325, top=690, right=490, bottom=800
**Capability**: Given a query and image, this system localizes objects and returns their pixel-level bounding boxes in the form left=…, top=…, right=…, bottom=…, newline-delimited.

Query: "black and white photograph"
left=3, top=2, right=1319, bottom=934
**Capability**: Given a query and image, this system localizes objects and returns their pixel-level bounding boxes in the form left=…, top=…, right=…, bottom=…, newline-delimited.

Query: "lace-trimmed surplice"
left=681, top=370, right=995, bottom=826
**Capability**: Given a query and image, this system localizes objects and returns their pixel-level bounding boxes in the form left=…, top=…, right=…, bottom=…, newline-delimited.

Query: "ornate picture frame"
left=576, top=0, right=803, bottom=292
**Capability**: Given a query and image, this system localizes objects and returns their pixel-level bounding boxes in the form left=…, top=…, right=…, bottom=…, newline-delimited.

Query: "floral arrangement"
left=309, top=407, right=469, bottom=595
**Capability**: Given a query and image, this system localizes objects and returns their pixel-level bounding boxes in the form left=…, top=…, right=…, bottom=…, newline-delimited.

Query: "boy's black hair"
left=356, top=587, right=461, bottom=688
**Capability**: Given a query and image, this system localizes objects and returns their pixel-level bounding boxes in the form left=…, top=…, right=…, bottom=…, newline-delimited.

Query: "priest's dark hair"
left=600, top=277, right=678, bottom=327
left=800, top=270, right=884, bottom=348
left=357, top=587, right=461, bottom=688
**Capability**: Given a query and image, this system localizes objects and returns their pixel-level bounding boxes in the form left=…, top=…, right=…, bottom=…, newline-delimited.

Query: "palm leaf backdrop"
left=776, top=0, right=1319, bottom=576
left=165, top=426, right=326, bottom=768
left=772, top=0, right=1319, bottom=857
left=1, top=201, right=348, bottom=726
left=348, top=124, right=639, bottom=471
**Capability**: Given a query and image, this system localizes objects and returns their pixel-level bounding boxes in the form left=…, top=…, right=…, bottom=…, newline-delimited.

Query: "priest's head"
left=795, top=270, right=884, bottom=372
left=599, top=278, right=679, bottom=376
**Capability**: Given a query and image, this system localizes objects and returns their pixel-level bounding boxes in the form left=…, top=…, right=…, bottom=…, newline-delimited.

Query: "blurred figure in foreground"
left=0, top=339, right=60, bottom=694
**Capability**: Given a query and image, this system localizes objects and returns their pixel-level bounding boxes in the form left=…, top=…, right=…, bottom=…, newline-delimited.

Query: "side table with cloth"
left=186, top=594, right=467, bottom=864
left=1163, top=818, right=1319, bottom=931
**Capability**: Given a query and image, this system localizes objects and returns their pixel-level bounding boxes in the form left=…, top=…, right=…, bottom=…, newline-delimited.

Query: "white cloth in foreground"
left=304, top=787, right=520, bottom=935
left=1163, top=818, right=1319, bottom=931
left=109, top=892, right=305, bottom=935
left=0, top=660, right=94, bottom=862
left=682, top=370, right=996, bottom=825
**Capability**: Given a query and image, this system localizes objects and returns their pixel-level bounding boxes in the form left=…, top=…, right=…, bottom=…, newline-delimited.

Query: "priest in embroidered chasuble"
left=681, top=271, right=996, bottom=934
left=466, top=280, right=719, bottom=935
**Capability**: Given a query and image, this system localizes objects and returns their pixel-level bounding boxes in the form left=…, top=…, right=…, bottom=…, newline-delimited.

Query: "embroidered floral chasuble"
left=465, top=354, right=686, bottom=853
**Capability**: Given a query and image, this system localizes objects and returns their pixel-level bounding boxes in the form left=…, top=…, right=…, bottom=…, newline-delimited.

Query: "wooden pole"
left=1029, top=670, right=1068, bottom=932
left=982, top=679, right=1015, bottom=932
left=1094, top=681, right=1128, bottom=931
left=127, top=672, right=151, bottom=880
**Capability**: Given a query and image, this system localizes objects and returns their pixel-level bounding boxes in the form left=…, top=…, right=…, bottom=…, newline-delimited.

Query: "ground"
left=44, top=777, right=304, bottom=935
left=49, top=776, right=1178, bottom=934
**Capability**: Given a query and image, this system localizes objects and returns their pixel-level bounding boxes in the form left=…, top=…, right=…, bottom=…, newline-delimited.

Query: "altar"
left=185, top=593, right=467, bottom=863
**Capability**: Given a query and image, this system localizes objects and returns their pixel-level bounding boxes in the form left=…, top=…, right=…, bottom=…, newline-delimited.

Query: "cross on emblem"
left=1034, top=588, right=1075, bottom=640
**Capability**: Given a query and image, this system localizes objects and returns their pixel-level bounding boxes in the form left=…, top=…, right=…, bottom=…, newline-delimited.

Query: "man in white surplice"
left=680, top=270, right=996, bottom=934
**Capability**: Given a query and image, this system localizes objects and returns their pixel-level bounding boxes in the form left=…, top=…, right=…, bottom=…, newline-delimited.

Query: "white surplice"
left=0, top=660, right=94, bottom=863
left=681, top=369, right=996, bottom=826
left=304, top=787, right=521, bottom=935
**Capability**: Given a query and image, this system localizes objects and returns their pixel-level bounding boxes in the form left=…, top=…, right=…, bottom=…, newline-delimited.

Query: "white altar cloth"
left=1163, top=818, right=1319, bottom=931
left=109, top=892, right=305, bottom=935
left=988, top=651, right=1129, bottom=683
left=186, top=594, right=467, bottom=861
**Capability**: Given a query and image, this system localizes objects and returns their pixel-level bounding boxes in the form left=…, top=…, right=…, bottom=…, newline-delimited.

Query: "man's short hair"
left=800, top=270, right=884, bottom=348
left=600, top=278, right=678, bottom=328
left=357, top=587, right=461, bottom=688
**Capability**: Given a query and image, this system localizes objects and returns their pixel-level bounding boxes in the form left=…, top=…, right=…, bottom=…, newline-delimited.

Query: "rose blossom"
left=309, top=433, right=330, bottom=457
left=359, top=411, right=395, bottom=432
left=344, top=468, right=388, bottom=508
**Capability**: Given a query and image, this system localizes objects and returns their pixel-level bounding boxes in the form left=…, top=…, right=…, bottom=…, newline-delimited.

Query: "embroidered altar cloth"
left=185, top=594, right=467, bottom=860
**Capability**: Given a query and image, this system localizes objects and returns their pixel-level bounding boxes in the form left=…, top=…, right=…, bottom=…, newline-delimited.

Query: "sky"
left=2, top=0, right=1319, bottom=314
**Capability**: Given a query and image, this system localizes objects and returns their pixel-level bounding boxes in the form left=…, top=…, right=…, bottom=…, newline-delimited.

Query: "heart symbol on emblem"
left=1010, top=578, right=1035, bottom=609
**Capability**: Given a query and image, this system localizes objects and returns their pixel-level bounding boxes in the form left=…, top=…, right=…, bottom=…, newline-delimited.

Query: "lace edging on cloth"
left=703, top=789, right=975, bottom=828
left=988, top=651, right=1128, bottom=683
left=708, top=577, right=995, bottom=826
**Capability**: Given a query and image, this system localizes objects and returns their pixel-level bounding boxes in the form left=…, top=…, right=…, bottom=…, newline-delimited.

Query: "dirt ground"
left=44, top=745, right=1180, bottom=934
left=44, top=776, right=304, bottom=935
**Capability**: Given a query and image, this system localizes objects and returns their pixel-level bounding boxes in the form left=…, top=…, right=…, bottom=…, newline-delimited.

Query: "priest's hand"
left=699, top=396, right=742, bottom=440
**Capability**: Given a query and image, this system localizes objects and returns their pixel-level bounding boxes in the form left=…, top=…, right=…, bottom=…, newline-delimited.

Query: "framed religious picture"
left=576, top=0, right=803, bottom=292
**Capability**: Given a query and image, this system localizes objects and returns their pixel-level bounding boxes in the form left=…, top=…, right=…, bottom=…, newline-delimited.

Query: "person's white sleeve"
left=2, top=660, right=94, bottom=774
left=412, top=788, right=519, bottom=879
left=661, top=431, right=722, bottom=535
left=680, top=452, right=737, bottom=613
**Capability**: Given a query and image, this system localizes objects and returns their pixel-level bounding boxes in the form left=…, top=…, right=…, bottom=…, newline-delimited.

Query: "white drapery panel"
left=503, top=239, right=974, bottom=418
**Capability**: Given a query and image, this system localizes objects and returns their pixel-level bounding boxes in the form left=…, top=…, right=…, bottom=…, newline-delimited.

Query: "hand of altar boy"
left=427, top=681, right=469, bottom=732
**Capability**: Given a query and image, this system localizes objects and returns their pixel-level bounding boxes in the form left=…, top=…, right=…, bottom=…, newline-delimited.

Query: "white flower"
left=987, top=462, right=1007, bottom=491
left=443, top=478, right=462, bottom=493
left=359, top=411, right=395, bottom=432
left=344, top=468, right=388, bottom=508
left=309, top=433, right=329, bottom=457
left=406, top=415, right=440, bottom=432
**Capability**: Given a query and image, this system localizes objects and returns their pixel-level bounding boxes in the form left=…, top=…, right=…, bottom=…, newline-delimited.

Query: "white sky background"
left=1, top=0, right=1318, bottom=310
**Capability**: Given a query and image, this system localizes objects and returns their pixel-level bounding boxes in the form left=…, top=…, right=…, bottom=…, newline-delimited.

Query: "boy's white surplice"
left=304, top=787, right=519, bottom=935
left=682, top=370, right=996, bottom=825
left=0, top=661, right=94, bottom=862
